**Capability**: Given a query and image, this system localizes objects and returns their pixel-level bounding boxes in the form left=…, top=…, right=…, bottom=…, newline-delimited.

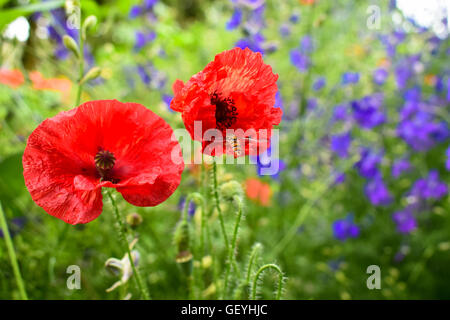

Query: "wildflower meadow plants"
left=0, top=0, right=449, bottom=302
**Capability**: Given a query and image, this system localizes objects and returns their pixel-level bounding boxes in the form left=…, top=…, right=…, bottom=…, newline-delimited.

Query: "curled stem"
left=251, top=263, right=284, bottom=300
left=107, top=190, right=150, bottom=300
left=222, top=196, right=243, bottom=299
left=0, top=202, right=28, bottom=300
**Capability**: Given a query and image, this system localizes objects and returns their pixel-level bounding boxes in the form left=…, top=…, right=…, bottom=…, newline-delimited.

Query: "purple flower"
left=134, top=31, right=156, bottom=51
left=334, top=172, right=346, bottom=185
left=163, top=94, right=173, bottom=109
left=279, top=23, right=290, bottom=37
left=392, top=207, right=417, bottom=234
left=364, top=174, right=392, bottom=206
left=312, top=77, right=326, bottom=91
left=129, top=5, right=143, bottom=18
left=355, top=148, right=383, bottom=179
left=351, top=94, right=386, bottom=129
left=226, top=8, right=242, bottom=30
left=410, top=170, right=448, bottom=200
left=446, top=146, right=450, bottom=171
left=143, top=0, right=158, bottom=10
left=178, top=196, right=196, bottom=218
left=300, top=35, right=313, bottom=52
left=373, top=68, right=388, bottom=85
left=332, top=105, right=348, bottom=122
left=236, top=34, right=265, bottom=53
left=289, top=13, right=300, bottom=23
left=137, top=65, right=151, bottom=85
left=397, top=110, right=449, bottom=151
left=290, top=49, right=309, bottom=72
left=251, top=143, right=286, bottom=179
left=342, top=72, right=360, bottom=85
left=331, top=132, right=352, bottom=158
left=333, top=215, right=360, bottom=241
left=391, top=158, right=412, bottom=178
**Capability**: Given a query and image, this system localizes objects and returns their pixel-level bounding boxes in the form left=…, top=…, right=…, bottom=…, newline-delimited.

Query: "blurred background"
left=0, top=0, right=449, bottom=299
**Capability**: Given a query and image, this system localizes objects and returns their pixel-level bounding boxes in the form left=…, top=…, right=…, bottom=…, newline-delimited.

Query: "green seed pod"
left=62, top=35, right=80, bottom=58
left=82, top=15, right=97, bottom=40
left=220, top=180, right=243, bottom=202
left=79, top=67, right=102, bottom=84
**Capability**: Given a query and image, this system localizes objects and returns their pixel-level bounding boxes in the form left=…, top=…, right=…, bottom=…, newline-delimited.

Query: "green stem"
left=0, top=203, right=28, bottom=300
left=222, top=196, right=243, bottom=299
left=75, top=22, right=85, bottom=106
left=106, top=191, right=150, bottom=300
left=212, top=157, right=229, bottom=249
left=251, top=263, right=283, bottom=300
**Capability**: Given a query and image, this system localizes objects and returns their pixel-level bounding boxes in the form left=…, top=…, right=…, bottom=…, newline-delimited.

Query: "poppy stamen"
left=95, top=149, right=116, bottom=182
left=211, top=91, right=238, bottom=130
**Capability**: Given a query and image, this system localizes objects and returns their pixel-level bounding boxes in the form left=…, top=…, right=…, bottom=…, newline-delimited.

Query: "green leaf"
left=0, top=0, right=65, bottom=30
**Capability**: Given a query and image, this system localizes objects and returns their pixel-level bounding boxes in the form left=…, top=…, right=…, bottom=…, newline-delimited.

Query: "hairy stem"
left=75, top=22, right=84, bottom=106
left=251, top=263, right=284, bottom=300
left=222, top=196, right=243, bottom=299
left=212, top=157, right=229, bottom=250
left=0, top=202, right=28, bottom=300
left=107, top=190, right=150, bottom=300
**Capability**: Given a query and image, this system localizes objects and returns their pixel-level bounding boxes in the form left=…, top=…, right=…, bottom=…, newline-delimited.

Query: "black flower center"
left=211, top=91, right=238, bottom=130
left=95, top=149, right=118, bottom=183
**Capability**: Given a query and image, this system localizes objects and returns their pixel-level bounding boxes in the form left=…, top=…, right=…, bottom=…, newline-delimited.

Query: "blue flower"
left=289, top=12, right=300, bottom=23
left=312, top=77, right=326, bottom=91
left=355, top=148, right=383, bottom=179
left=392, top=207, right=417, bottom=234
left=279, top=23, right=290, bottom=37
left=410, top=170, right=448, bottom=200
left=129, top=5, right=143, bottom=19
left=290, top=49, right=309, bottom=72
left=351, top=94, right=386, bottom=129
left=134, top=31, right=156, bottom=51
left=446, top=146, right=450, bottom=171
left=364, top=174, right=392, bottom=206
left=331, top=132, right=352, bottom=158
left=300, top=35, right=313, bottom=52
left=333, top=214, right=360, bottom=241
left=341, top=72, right=360, bottom=85
left=226, top=8, right=242, bottom=30
left=178, top=196, right=196, bottom=218
left=373, top=68, right=388, bottom=85
left=391, top=158, right=412, bottom=178
left=332, top=105, right=348, bottom=122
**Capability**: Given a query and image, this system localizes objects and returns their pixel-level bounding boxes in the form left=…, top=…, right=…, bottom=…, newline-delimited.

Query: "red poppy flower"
left=23, top=100, right=184, bottom=225
left=244, top=178, right=272, bottom=206
left=29, top=71, right=72, bottom=103
left=170, top=47, right=281, bottom=156
left=0, top=69, right=25, bottom=88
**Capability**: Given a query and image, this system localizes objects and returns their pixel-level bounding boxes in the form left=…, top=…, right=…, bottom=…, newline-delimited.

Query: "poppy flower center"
left=95, top=149, right=118, bottom=183
left=211, top=91, right=238, bottom=130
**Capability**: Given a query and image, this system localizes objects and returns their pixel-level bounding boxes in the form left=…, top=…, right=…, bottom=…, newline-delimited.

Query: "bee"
left=225, top=135, right=259, bottom=157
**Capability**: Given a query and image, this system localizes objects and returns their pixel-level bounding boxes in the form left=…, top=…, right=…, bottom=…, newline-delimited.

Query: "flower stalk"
left=0, top=202, right=28, bottom=300
left=106, top=190, right=150, bottom=300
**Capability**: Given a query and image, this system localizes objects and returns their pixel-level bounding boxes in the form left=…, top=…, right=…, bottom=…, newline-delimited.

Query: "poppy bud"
left=63, top=35, right=80, bottom=58
left=82, top=15, right=97, bottom=40
left=174, top=220, right=192, bottom=264
left=80, top=67, right=102, bottom=84
left=126, top=212, right=143, bottom=228
left=220, top=180, right=243, bottom=202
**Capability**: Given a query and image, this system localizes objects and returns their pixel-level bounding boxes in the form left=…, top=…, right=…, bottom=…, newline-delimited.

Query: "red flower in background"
left=245, top=178, right=272, bottom=206
left=23, top=100, right=184, bottom=224
left=170, top=47, right=281, bottom=156
left=0, top=69, right=25, bottom=88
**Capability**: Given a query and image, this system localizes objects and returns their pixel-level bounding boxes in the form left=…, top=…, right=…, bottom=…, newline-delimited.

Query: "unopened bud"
left=126, top=212, right=143, bottom=228
left=220, top=180, right=243, bottom=202
left=173, top=220, right=192, bottom=264
left=79, top=67, right=101, bottom=84
left=63, top=35, right=80, bottom=58
left=82, top=15, right=97, bottom=40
